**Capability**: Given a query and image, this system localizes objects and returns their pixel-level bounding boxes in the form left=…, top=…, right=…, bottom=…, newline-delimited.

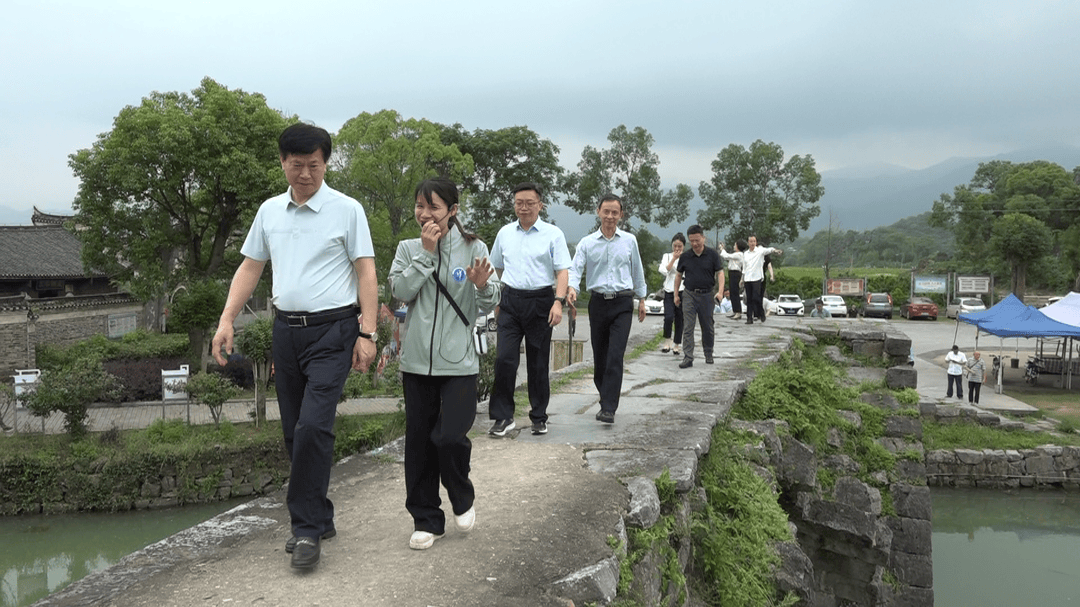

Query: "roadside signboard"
left=913, top=275, right=948, bottom=294
left=825, top=278, right=865, bottom=296
left=956, top=275, right=991, bottom=294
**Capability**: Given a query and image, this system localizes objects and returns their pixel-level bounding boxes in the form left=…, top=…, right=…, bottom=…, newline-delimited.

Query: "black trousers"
left=745, top=279, right=765, bottom=321
left=967, top=381, right=982, bottom=404
left=662, top=291, right=683, bottom=343
left=946, top=373, right=964, bottom=399
left=402, top=372, right=476, bottom=535
left=272, top=315, right=357, bottom=539
left=680, top=289, right=715, bottom=361
left=589, top=294, right=633, bottom=414
left=728, top=270, right=743, bottom=314
left=489, top=288, right=554, bottom=423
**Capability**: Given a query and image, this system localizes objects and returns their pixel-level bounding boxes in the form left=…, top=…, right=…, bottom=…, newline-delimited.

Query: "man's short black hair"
left=735, top=239, right=748, bottom=252
left=687, top=224, right=704, bottom=237
left=598, top=193, right=622, bottom=211
left=512, top=182, right=542, bottom=199
left=279, top=123, right=332, bottom=162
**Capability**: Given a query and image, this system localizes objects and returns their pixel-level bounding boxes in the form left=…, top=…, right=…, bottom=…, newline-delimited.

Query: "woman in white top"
left=659, top=233, right=686, bottom=354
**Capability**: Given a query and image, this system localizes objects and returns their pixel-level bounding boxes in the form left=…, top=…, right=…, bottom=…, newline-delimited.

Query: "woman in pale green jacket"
left=389, top=178, right=500, bottom=551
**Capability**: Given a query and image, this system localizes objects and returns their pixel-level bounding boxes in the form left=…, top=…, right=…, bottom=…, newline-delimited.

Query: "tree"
left=69, top=78, right=290, bottom=310
left=20, top=359, right=121, bottom=437
left=168, top=279, right=227, bottom=369
left=331, top=110, right=473, bottom=237
left=234, top=316, right=273, bottom=426
left=564, top=125, right=692, bottom=230
left=440, top=124, right=566, bottom=242
left=178, top=371, right=239, bottom=426
left=989, top=214, right=1053, bottom=301
left=697, top=140, right=823, bottom=246
left=931, top=160, right=1080, bottom=292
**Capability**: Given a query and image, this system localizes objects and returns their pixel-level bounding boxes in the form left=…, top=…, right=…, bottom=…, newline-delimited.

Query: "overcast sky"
left=3, top=0, right=1079, bottom=218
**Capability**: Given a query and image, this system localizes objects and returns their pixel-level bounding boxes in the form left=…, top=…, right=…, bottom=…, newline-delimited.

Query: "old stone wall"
left=0, top=299, right=145, bottom=378
left=609, top=324, right=932, bottom=607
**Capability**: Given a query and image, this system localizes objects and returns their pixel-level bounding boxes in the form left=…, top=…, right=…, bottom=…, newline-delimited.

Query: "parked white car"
left=774, top=294, right=805, bottom=317
left=640, top=291, right=665, bottom=315
left=946, top=297, right=986, bottom=319
left=820, top=295, right=848, bottom=318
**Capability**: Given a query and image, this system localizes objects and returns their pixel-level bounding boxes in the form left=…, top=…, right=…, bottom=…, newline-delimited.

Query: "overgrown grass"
left=692, top=423, right=797, bottom=607
left=922, top=420, right=1080, bottom=450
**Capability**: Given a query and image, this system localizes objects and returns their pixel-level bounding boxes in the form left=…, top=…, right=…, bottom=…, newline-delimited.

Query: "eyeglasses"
left=514, top=200, right=540, bottom=209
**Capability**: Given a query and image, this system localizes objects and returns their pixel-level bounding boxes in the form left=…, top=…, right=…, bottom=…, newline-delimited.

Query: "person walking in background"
left=810, top=298, right=832, bottom=318
left=966, top=351, right=986, bottom=405
left=945, top=345, right=967, bottom=400
left=390, top=178, right=500, bottom=551
left=673, top=225, right=724, bottom=369
left=720, top=239, right=746, bottom=320
left=567, top=194, right=647, bottom=424
left=738, top=236, right=782, bottom=325
left=659, top=233, right=686, bottom=355
left=487, top=183, right=571, bottom=437
left=716, top=289, right=733, bottom=315
left=212, top=123, right=378, bottom=570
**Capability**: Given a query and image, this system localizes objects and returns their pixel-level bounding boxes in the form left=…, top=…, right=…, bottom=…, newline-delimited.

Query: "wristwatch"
left=554, top=296, right=566, bottom=305
left=358, top=330, right=376, bottom=343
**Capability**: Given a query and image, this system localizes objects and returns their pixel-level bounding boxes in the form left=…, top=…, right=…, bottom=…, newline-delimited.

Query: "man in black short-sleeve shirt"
left=673, top=225, right=724, bottom=368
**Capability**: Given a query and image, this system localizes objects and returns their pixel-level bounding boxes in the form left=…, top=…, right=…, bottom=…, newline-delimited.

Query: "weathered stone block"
left=885, top=367, right=917, bottom=390
left=773, top=540, right=815, bottom=605
left=852, top=340, right=885, bottom=358
left=890, top=484, right=932, bottom=521
left=891, top=550, right=933, bottom=587
left=838, top=409, right=863, bottom=429
left=780, top=434, right=817, bottom=492
left=884, top=415, right=922, bottom=439
left=975, top=411, right=1001, bottom=426
left=884, top=517, right=932, bottom=555
left=822, top=454, right=862, bottom=475
left=834, top=477, right=882, bottom=515
left=840, top=328, right=885, bottom=342
left=883, top=335, right=912, bottom=356
left=626, top=476, right=661, bottom=529
left=954, top=449, right=985, bottom=465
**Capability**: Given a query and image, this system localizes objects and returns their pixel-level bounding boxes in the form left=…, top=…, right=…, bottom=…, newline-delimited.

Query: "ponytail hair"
left=415, top=178, right=477, bottom=243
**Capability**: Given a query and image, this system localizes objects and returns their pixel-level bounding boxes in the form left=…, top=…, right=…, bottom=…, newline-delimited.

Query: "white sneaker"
left=409, top=530, right=444, bottom=550
left=455, top=506, right=476, bottom=532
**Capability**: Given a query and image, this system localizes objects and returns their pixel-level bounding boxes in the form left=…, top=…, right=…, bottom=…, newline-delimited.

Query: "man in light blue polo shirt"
left=212, top=123, right=377, bottom=570
left=566, top=194, right=647, bottom=424
left=487, top=183, right=571, bottom=437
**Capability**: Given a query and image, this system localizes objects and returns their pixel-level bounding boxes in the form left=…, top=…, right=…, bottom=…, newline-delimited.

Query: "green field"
left=775, top=266, right=912, bottom=280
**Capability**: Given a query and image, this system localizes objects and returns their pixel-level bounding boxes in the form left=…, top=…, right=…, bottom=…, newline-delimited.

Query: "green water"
left=0, top=499, right=247, bottom=607
left=933, top=487, right=1080, bottom=606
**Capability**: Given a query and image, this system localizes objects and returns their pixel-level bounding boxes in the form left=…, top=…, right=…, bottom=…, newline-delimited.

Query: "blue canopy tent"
left=957, top=293, right=1080, bottom=391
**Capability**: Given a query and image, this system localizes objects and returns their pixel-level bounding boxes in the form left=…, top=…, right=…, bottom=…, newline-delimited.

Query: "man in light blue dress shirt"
left=487, top=183, right=571, bottom=437
left=212, top=124, right=378, bottom=569
left=566, top=194, right=647, bottom=424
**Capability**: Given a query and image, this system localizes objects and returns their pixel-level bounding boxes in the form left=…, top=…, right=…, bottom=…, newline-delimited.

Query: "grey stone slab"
left=585, top=448, right=700, bottom=493
left=845, top=367, right=886, bottom=386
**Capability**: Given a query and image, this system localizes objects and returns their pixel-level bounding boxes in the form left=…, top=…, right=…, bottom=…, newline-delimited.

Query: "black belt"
left=505, top=286, right=554, bottom=298
left=688, top=288, right=713, bottom=294
left=276, top=305, right=358, bottom=328
left=591, top=290, right=634, bottom=300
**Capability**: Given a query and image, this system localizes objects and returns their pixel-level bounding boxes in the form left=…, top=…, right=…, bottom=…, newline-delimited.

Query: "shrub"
left=104, top=357, right=189, bottom=402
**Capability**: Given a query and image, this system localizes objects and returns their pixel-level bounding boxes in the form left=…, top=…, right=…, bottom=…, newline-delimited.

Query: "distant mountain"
left=808, top=144, right=1080, bottom=235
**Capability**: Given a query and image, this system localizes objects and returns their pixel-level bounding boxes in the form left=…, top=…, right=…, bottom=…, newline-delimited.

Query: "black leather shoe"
left=679, top=359, right=693, bottom=369
left=705, top=355, right=714, bottom=364
left=286, top=529, right=336, bottom=554
left=290, top=537, right=320, bottom=569
left=596, top=410, right=615, bottom=424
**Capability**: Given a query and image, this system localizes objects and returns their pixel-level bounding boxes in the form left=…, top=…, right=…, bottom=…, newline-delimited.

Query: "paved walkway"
left=2, top=396, right=402, bottom=435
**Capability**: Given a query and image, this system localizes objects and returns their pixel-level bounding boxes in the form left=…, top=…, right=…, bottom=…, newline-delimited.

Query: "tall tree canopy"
left=68, top=77, right=290, bottom=301
left=331, top=110, right=473, bottom=237
left=440, top=124, right=565, bottom=242
left=697, top=140, right=823, bottom=246
left=564, top=125, right=692, bottom=230
left=930, top=159, right=1080, bottom=296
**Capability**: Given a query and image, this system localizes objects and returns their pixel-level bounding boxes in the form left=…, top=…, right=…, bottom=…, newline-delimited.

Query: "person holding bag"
left=389, top=178, right=500, bottom=550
